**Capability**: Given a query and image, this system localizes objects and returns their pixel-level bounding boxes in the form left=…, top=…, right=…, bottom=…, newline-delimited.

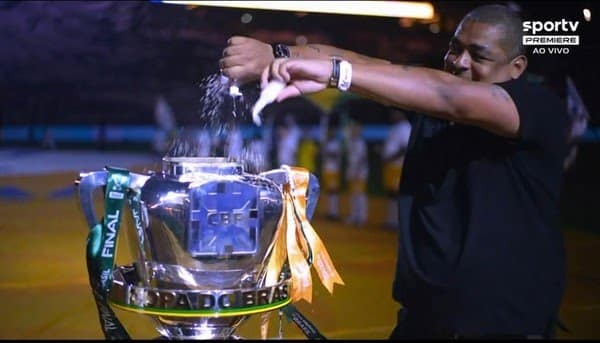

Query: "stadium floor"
left=0, top=149, right=598, bottom=339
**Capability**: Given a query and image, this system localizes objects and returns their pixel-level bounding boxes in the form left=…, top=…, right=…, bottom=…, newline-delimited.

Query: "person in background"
left=321, top=124, right=343, bottom=221
left=220, top=4, right=569, bottom=338
left=344, top=119, right=369, bottom=226
left=243, top=131, right=268, bottom=173
left=152, top=95, right=177, bottom=155
left=381, top=109, right=411, bottom=229
left=297, top=127, right=319, bottom=173
left=196, top=127, right=212, bottom=157
left=276, top=114, right=301, bottom=167
left=225, top=123, right=243, bottom=161
left=563, top=76, right=590, bottom=171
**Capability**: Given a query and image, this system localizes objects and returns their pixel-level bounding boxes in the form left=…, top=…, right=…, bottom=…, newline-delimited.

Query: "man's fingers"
left=269, top=58, right=289, bottom=83
left=260, top=65, right=270, bottom=89
left=222, top=65, right=250, bottom=82
left=219, top=55, right=247, bottom=69
left=278, top=60, right=291, bottom=84
left=276, top=85, right=302, bottom=102
left=222, top=44, right=245, bottom=58
left=227, top=36, right=248, bottom=45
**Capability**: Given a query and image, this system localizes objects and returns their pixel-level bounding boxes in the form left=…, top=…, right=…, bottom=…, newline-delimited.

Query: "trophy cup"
left=76, top=156, right=343, bottom=339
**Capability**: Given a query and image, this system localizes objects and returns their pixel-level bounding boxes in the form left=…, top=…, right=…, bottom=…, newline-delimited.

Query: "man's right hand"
left=260, top=58, right=331, bottom=103
left=220, top=36, right=275, bottom=85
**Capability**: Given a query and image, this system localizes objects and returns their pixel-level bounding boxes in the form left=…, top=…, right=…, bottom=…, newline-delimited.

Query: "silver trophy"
left=76, top=156, right=321, bottom=339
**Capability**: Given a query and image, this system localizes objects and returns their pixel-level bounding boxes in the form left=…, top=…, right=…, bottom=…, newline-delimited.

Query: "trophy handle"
left=260, top=169, right=320, bottom=220
left=75, top=170, right=108, bottom=228
left=75, top=170, right=150, bottom=228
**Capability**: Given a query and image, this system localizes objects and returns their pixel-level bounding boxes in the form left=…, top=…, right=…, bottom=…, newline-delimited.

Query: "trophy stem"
left=154, top=316, right=246, bottom=340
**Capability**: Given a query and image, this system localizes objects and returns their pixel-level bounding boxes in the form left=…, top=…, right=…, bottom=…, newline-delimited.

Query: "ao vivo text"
left=532, top=47, right=571, bottom=54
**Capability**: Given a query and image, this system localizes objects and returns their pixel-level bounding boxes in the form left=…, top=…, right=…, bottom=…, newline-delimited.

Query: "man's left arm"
left=348, top=64, right=521, bottom=138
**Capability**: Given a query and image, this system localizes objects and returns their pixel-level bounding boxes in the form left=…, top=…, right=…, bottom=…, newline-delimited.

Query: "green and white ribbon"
left=85, top=166, right=131, bottom=340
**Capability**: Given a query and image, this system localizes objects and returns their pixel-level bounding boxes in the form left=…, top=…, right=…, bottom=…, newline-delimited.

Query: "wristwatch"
left=272, top=43, right=290, bottom=58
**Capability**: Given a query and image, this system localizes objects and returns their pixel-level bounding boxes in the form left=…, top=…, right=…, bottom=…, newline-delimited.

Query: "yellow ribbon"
left=260, top=166, right=344, bottom=339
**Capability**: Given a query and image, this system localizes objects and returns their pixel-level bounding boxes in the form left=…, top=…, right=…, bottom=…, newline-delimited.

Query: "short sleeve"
left=496, top=77, right=569, bottom=153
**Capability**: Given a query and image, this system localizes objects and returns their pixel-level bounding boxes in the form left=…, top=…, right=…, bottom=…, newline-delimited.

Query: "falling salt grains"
left=162, top=73, right=267, bottom=162
left=197, top=73, right=229, bottom=132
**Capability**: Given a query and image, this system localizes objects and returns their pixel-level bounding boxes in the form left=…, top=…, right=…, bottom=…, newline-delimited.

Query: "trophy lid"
left=162, top=157, right=243, bottom=177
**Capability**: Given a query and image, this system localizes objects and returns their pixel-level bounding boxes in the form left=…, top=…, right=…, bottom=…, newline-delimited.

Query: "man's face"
left=443, top=19, right=514, bottom=83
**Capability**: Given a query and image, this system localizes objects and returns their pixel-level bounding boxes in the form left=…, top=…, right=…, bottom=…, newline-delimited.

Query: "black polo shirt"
left=393, top=76, right=569, bottom=336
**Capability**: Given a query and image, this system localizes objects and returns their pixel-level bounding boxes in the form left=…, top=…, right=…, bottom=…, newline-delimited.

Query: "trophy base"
left=153, top=334, right=243, bottom=340
left=109, top=264, right=291, bottom=340
left=155, top=315, right=246, bottom=340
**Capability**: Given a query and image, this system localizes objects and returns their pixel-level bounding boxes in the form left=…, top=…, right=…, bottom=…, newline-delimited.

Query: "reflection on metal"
left=76, top=156, right=322, bottom=339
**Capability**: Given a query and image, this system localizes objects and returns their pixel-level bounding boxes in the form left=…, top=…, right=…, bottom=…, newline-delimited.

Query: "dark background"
left=0, top=0, right=597, bottom=232
left=0, top=1, right=597, bottom=125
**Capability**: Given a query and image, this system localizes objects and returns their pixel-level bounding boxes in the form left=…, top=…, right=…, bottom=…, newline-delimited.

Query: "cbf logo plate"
left=188, top=181, right=259, bottom=257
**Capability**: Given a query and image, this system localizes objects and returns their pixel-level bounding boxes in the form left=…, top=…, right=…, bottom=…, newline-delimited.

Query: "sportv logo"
left=522, top=19, right=580, bottom=54
left=523, top=19, right=580, bottom=34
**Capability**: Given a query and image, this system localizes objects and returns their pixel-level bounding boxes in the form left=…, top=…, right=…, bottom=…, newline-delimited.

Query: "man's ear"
left=510, top=55, right=528, bottom=79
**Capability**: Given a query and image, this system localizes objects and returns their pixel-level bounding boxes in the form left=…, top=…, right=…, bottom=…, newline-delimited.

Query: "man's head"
left=444, top=4, right=528, bottom=83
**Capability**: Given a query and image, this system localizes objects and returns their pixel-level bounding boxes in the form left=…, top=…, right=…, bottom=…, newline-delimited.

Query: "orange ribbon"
left=260, top=166, right=344, bottom=339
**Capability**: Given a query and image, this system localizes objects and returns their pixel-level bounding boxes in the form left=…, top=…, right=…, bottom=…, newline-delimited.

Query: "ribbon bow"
left=260, top=166, right=344, bottom=338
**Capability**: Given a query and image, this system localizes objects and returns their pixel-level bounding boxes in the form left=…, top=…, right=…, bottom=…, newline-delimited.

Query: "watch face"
left=274, top=44, right=290, bottom=58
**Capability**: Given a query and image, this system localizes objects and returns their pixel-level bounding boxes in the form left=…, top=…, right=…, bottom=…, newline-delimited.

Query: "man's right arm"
left=220, top=36, right=389, bottom=85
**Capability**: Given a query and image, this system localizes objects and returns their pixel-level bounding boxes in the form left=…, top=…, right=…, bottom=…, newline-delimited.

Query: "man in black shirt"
left=220, top=4, right=568, bottom=339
